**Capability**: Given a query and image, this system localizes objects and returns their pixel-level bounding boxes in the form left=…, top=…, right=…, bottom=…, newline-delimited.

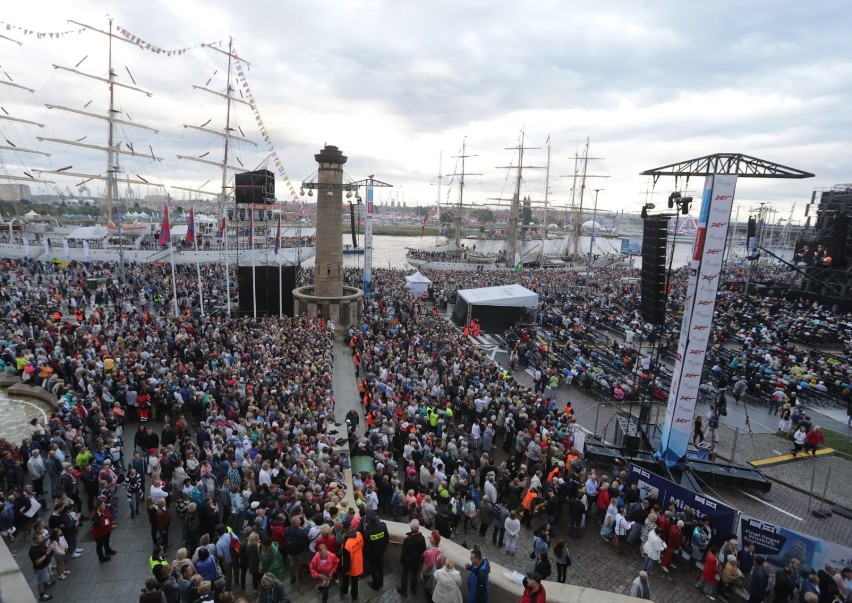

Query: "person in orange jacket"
left=341, top=528, right=364, bottom=600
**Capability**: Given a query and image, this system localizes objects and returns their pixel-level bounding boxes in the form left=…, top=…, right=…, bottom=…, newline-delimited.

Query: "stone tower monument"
left=293, top=145, right=362, bottom=332
left=314, top=145, right=346, bottom=298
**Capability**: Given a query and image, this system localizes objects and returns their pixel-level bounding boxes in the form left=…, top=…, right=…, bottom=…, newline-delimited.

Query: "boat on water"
left=343, top=244, right=364, bottom=255
left=405, top=135, right=619, bottom=272
left=0, top=21, right=313, bottom=266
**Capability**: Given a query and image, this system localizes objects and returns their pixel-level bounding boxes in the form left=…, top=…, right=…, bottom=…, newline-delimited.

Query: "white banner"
left=363, top=186, right=374, bottom=297
left=82, top=240, right=90, bottom=261
left=22, top=238, right=30, bottom=258
left=62, top=239, right=69, bottom=259
left=43, top=239, right=49, bottom=256
left=658, top=175, right=737, bottom=465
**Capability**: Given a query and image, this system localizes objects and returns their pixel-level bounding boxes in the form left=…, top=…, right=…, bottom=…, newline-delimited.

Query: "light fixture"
left=346, top=191, right=352, bottom=199
left=308, top=190, right=313, bottom=197
left=299, top=189, right=305, bottom=196
left=326, top=191, right=334, bottom=197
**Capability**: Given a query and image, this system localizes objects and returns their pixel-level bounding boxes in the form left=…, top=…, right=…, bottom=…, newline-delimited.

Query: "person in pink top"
left=310, top=543, right=340, bottom=603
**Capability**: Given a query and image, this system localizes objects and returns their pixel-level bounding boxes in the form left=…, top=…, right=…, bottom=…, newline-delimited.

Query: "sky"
left=1, top=0, right=851, bottom=225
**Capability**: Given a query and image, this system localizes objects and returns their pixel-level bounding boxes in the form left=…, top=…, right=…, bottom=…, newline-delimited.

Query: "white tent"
left=457, top=284, right=538, bottom=308
left=404, top=271, right=432, bottom=296
left=66, top=225, right=109, bottom=240
left=23, top=210, right=40, bottom=219
left=581, top=220, right=604, bottom=231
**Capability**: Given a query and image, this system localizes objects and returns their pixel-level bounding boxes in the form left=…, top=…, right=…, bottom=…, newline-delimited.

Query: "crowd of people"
left=0, top=255, right=850, bottom=603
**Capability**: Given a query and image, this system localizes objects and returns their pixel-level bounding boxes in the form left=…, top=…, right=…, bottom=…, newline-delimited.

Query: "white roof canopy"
left=457, top=284, right=538, bottom=308
left=66, top=225, right=109, bottom=240
left=405, top=271, right=432, bottom=284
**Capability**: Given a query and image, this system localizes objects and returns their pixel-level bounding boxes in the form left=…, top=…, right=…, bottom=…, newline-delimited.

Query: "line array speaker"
left=641, top=216, right=668, bottom=325
left=235, top=169, right=275, bottom=204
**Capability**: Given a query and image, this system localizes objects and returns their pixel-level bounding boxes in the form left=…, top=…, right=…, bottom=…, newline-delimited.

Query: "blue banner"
left=737, top=514, right=852, bottom=574
left=626, top=464, right=737, bottom=547
left=620, top=239, right=641, bottom=255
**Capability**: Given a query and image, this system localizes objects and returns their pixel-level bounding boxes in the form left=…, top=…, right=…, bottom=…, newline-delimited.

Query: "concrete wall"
left=0, top=540, right=36, bottom=603
left=381, top=520, right=640, bottom=603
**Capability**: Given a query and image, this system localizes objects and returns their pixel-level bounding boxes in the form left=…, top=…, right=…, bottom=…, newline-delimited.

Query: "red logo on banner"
left=714, top=195, right=732, bottom=201
left=685, top=373, right=700, bottom=378
left=701, top=274, right=718, bottom=281
left=675, top=418, right=690, bottom=423
left=710, top=222, right=727, bottom=228
left=689, top=350, right=704, bottom=355
left=679, top=395, right=696, bottom=401
left=706, top=248, right=722, bottom=254
left=693, top=325, right=709, bottom=330
left=697, top=300, right=712, bottom=305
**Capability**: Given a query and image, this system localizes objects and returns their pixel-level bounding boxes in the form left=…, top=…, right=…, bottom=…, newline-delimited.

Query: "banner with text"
left=737, top=514, right=852, bottom=573
left=658, top=175, right=737, bottom=465
left=627, top=464, right=737, bottom=547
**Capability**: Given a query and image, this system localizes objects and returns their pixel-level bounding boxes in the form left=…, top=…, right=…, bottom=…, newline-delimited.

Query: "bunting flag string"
left=115, top=24, right=222, bottom=57
left=1, top=21, right=85, bottom=39
left=232, top=49, right=300, bottom=204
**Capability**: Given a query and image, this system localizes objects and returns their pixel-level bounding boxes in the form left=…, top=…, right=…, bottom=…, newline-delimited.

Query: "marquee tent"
left=404, top=271, right=432, bottom=296
left=451, top=284, right=538, bottom=331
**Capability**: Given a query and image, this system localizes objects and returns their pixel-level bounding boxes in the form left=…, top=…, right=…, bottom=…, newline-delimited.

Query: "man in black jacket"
left=772, top=566, right=795, bottom=603
left=747, top=556, right=769, bottom=603
left=397, top=519, right=426, bottom=597
left=362, top=512, right=389, bottom=590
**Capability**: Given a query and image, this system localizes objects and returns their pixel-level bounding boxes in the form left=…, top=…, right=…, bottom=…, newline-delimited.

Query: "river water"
left=301, top=234, right=703, bottom=270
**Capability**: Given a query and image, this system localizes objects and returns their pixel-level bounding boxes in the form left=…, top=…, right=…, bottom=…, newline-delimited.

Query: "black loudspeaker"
left=746, top=217, right=757, bottom=251
left=641, top=216, right=668, bottom=325
left=237, top=265, right=296, bottom=316
left=827, top=214, right=848, bottom=266
left=235, top=170, right=275, bottom=204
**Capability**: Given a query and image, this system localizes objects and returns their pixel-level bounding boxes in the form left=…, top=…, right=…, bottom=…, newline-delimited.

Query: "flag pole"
left=276, top=213, right=282, bottom=319
left=251, top=210, right=257, bottom=319
left=191, top=209, right=205, bottom=316
left=222, top=211, right=231, bottom=318
left=169, top=239, right=179, bottom=318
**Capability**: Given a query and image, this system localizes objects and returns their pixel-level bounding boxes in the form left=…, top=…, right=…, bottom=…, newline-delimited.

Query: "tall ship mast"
left=0, top=24, right=314, bottom=266
left=35, top=18, right=164, bottom=225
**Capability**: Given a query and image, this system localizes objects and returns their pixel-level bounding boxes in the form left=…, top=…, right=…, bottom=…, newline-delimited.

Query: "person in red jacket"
left=91, top=496, right=116, bottom=562
left=521, top=571, right=547, bottom=603
left=309, top=543, right=340, bottom=603
left=804, top=427, right=826, bottom=456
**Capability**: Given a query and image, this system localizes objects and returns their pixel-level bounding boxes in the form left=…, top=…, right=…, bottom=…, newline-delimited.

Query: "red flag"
left=421, top=212, right=429, bottom=238
left=248, top=211, right=254, bottom=246
left=158, top=203, right=171, bottom=246
left=186, top=207, right=195, bottom=245
left=274, top=213, right=281, bottom=255
left=220, top=210, right=227, bottom=244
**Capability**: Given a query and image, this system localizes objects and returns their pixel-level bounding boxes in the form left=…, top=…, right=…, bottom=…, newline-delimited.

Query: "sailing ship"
left=0, top=20, right=314, bottom=265
left=405, top=135, right=614, bottom=272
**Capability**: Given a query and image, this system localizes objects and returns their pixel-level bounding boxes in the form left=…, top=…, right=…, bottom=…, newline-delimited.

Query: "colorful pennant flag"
left=186, top=207, right=195, bottom=245
left=159, top=203, right=171, bottom=246
left=274, top=213, right=281, bottom=255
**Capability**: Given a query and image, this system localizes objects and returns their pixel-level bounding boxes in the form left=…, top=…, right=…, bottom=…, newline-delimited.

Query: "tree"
left=474, top=208, right=495, bottom=224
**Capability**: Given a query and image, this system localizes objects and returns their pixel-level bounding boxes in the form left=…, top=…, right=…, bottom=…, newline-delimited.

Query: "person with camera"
left=29, top=531, right=55, bottom=600
left=520, top=571, right=546, bottom=603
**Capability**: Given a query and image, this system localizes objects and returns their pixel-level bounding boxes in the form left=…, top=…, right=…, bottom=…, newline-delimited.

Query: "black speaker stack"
left=641, top=216, right=668, bottom=325
left=235, top=169, right=275, bottom=204
left=237, top=265, right=297, bottom=316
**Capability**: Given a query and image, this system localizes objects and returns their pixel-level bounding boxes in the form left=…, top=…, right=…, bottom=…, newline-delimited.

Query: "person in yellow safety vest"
left=148, top=545, right=169, bottom=575
left=427, top=407, right=440, bottom=430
